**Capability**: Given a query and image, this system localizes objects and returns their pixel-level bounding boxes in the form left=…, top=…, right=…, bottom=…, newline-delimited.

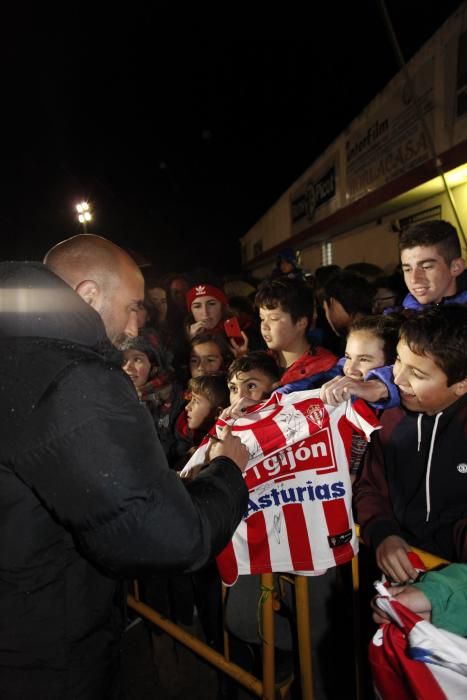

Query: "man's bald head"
left=45, top=234, right=131, bottom=286
left=44, top=234, right=144, bottom=344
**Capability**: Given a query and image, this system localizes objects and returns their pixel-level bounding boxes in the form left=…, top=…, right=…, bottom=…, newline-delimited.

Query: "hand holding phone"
left=224, top=316, right=243, bottom=344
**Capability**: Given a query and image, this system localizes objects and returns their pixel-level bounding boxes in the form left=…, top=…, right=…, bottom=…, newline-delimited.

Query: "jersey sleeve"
left=345, top=398, right=381, bottom=441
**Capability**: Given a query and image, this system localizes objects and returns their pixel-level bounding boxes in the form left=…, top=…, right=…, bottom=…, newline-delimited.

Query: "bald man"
left=0, top=235, right=248, bottom=700
left=44, top=234, right=144, bottom=344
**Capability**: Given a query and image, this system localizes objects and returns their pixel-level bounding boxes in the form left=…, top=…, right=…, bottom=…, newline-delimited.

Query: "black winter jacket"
left=0, top=262, right=248, bottom=699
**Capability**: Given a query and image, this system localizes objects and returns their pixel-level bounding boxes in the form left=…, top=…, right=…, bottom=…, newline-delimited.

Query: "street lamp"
left=76, top=201, right=93, bottom=233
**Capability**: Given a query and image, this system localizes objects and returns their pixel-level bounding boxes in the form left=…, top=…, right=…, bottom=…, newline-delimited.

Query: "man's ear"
left=450, top=257, right=466, bottom=278
left=296, top=315, right=308, bottom=331
left=75, top=280, right=100, bottom=307
left=453, top=377, right=467, bottom=398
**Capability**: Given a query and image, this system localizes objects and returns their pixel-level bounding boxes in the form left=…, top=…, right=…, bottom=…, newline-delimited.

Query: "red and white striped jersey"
left=182, top=390, right=380, bottom=585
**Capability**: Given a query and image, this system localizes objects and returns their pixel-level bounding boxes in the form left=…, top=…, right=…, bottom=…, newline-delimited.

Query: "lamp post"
left=76, top=201, right=93, bottom=233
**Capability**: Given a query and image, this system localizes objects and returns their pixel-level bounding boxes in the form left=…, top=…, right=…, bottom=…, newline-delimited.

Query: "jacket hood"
left=0, top=261, right=108, bottom=348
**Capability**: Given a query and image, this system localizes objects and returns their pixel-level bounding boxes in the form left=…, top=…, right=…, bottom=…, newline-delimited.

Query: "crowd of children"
left=118, top=219, right=467, bottom=699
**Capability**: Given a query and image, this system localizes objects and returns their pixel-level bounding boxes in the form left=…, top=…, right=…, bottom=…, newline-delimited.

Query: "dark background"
left=2, top=1, right=464, bottom=274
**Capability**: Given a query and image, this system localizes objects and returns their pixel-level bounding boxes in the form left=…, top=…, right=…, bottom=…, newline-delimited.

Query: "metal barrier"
left=127, top=539, right=450, bottom=700
left=128, top=571, right=311, bottom=700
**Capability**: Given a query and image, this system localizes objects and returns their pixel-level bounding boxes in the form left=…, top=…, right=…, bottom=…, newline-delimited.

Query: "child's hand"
left=320, top=376, right=389, bottom=406
left=351, top=379, right=389, bottom=404
left=208, top=425, right=249, bottom=473
left=220, top=397, right=258, bottom=420
left=319, top=376, right=355, bottom=405
left=371, top=585, right=432, bottom=625
left=229, top=331, right=249, bottom=358
left=376, top=535, right=418, bottom=583
left=189, top=321, right=208, bottom=338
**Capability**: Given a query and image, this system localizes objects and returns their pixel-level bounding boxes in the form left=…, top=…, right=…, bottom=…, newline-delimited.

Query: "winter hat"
left=118, top=335, right=160, bottom=367
left=186, top=284, right=228, bottom=308
left=277, top=247, right=297, bottom=265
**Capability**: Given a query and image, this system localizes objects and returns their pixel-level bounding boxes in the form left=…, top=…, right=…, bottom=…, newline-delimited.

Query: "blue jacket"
left=385, top=271, right=467, bottom=313
left=402, top=287, right=467, bottom=311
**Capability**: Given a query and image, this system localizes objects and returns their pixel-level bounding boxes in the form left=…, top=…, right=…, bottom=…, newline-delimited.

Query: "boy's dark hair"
left=344, top=262, right=383, bottom=283
left=227, top=351, right=283, bottom=384
left=190, top=332, right=234, bottom=367
left=313, top=264, right=342, bottom=306
left=188, top=374, right=230, bottom=410
left=399, top=220, right=462, bottom=264
left=321, top=272, right=373, bottom=316
left=400, top=304, right=467, bottom=385
left=118, top=335, right=159, bottom=366
left=348, top=314, right=403, bottom=365
left=314, top=264, right=341, bottom=287
left=255, top=277, right=314, bottom=326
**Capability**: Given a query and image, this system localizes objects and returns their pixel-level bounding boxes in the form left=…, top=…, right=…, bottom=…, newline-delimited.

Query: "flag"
left=370, top=591, right=467, bottom=699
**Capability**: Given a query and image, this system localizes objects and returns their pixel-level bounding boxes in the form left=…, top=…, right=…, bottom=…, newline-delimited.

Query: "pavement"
left=120, top=567, right=362, bottom=700
left=121, top=617, right=251, bottom=700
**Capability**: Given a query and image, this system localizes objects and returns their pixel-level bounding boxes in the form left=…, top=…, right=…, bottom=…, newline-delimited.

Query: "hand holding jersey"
left=376, top=535, right=419, bottom=584
left=320, top=375, right=389, bottom=407
left=182, top=389, right=380, bottom=584
left=208, top=425, right=249, bottom=473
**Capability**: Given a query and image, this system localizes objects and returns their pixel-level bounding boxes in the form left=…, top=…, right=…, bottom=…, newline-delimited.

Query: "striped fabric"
left=183, top=390, right=380, bottom=585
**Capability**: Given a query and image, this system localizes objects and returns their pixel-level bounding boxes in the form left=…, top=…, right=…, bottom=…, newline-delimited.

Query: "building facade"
left=241, top=3, right=467, bottom=278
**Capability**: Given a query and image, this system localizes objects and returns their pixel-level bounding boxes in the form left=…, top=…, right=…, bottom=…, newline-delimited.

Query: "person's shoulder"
left=281, top=346, right=337, bottom=384
left=377, top=405, right=412, bottom=441
left=449, top=288, right=467, bottom=305
left=402, top=293, right=423, bottom=311
left=445, top=394, right=467, bottom=423
left=12, top=349, right=147, bottom=458
left=313, top=345, right=338, bottom=361
left=308, top=345, right=338, bottom=370
left=52, top=352, right=137, bottom=406
left=379, top=404, right=406, bottom=420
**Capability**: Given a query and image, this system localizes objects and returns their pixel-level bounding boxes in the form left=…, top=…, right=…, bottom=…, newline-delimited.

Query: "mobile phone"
left=224, top=317, right=243, bottom=343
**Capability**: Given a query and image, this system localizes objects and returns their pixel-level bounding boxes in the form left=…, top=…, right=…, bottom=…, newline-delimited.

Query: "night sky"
left=2, top=1, right=464, bottom=275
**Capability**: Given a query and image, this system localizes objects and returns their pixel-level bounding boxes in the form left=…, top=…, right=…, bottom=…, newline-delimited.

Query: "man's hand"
left=319, top=375, right=388, bottom=406
left=371, top=585, right=432, bottom=625
left=376, top=535, right=418, bottom=583
left=208, top=425, right=249, bottom=473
